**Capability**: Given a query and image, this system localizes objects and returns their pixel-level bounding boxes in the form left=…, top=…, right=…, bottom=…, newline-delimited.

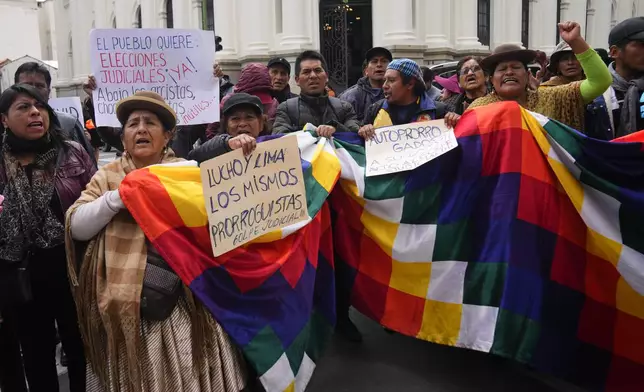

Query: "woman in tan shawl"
left=65, top=91, right=246, bottom=392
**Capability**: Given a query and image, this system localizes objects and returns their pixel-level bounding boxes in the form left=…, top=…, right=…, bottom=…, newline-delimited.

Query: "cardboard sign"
left=365, top=120, right=458, bottom=177
left=49, top=97, right=83, bottom=122
left=89, top=28, right=219, bottom=128
left=200, top=136, right=309, bottom=256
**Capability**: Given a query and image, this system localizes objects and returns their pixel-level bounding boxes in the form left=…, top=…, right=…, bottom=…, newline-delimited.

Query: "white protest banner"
left=89, top=28, right=219, bottom=128
left=49, top=97, right=83, bottom=122
left=365, top=120, right=458, bottom=177
left=200, top=136, right=309, bottom=256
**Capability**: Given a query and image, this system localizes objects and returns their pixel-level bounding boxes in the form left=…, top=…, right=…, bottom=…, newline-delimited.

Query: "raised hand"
left=558, top=21, right=582, bottom=44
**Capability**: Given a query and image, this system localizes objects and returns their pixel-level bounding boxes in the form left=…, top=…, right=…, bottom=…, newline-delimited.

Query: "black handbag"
left=0, top=256, right=33, bottom=310
left=140, top=252, right=183, bottom=322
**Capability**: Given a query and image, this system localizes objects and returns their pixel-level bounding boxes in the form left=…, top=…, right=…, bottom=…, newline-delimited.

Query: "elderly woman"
left=462, top=22, right=612, bottom=132
left=65, top=91, right=246, bottom=391
left=0, top=84, right=94, bottom=392
left=188, top=93, right=267, bottom=163
left=442, top=57, right=488, bottom=115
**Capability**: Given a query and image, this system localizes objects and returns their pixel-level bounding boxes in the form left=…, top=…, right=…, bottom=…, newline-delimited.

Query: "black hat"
left=116, top=90, right=177, bottom=131
left=267, top=57, right=291, bottom=75
left=480, top=44, right=537, bottom=74
left=609, top=17, right=644, bottom=47
left=222, top=93, right=264, bottom=116
left=365, top=47, right=393, bottom=62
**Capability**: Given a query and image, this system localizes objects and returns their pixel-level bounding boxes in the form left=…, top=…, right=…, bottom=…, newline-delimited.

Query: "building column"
left=529, top=0, right=558, bottom=54
left=280, top=0, right=313, bottom=49
left=424, top=0, right=452, bottom=49
left=214, top=0, right=239, bottom=59
left=53, top=0, right=71, bottom=82
left=169, top=0, right=191, bottom=28
left=559, top=0, right=587, bottom=34
left=454, top=0, right=485, bottom=51
left=379, top=0, right=417, bottom=43
left=237, top=0, right=271, bottom=59
left=491, top=0, right=523, bottom=49
left=371, top=0, right=425, bottom=60
left=190, top=0, right=203, bottom=29
left=93, top=0, right=108, bottom=28
left=616, top=0, right=634, bottom=23
left=71, top=0, right=93, bottom=80
left=586, top=0, right=612, bottom=49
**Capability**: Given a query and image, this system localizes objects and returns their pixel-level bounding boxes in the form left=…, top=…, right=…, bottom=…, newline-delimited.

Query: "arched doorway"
left=319, top=0, right=372, bottom=93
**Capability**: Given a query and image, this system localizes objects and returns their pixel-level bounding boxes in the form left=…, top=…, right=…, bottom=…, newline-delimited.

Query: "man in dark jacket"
left=268, top=57, right=298, bottom=103
left=14, top=62, right=95, bottom=162
left=360, top=59, right=447, bottom=139
left=272, top=51, right=360, bottom=136
left=338, top=47, right=392, bottom=123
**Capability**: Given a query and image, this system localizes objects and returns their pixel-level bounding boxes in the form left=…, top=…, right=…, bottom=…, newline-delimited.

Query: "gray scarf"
left=0, top=144, right=63, bottom=263
left=609, top=63, right=644, bottom=137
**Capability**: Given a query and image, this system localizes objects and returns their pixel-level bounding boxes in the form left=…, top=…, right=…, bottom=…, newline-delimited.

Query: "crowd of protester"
left=1, top=15, right=644, bottom=392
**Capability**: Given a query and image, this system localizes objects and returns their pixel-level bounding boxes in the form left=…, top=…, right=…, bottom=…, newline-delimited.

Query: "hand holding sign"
left=358, top=124, right=376, bottom=140
left=444, top=112, right=461, bottom=129
left=83, top=75, right=97, bottom=96
left=228, top=134, right=257, bottom=155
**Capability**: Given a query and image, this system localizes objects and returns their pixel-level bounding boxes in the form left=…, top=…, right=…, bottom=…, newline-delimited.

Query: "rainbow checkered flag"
left=119, top=101, right=644, bottom=391
left=330, top=101, right=644, bottom=391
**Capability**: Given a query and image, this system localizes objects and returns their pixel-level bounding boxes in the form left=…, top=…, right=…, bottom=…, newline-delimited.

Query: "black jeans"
left=0, top=313, right=27, bottom=391
left=0, top=245, right=85, bottom=392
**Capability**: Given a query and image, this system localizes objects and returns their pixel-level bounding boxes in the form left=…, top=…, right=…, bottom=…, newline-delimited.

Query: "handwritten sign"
left=49, top=97, right=83, bottom=122
left=200, top=136, right=309, bottom=256
left=365, top=120, right=458, bottom=177
left=89, top=28, right=219, bottom=128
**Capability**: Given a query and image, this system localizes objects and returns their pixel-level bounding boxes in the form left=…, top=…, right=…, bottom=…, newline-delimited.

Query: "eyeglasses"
left=459, top=65, right=482, bottom=76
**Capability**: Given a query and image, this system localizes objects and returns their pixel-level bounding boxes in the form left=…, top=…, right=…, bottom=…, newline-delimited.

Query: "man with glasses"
left=339, top=47, right=393, bottom=123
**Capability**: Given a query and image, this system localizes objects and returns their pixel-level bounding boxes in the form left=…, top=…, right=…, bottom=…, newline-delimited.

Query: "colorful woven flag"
left=118, top=101, right=644, bottom=392
left=119, top=132, right=340, bottom=392
left=330, top=101, right=644, bottom=391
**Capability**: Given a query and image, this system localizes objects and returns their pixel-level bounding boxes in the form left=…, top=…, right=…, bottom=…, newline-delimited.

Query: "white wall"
left=0, top=0, right=43, bottom=61
left=54, top=0, right=644, bottom=89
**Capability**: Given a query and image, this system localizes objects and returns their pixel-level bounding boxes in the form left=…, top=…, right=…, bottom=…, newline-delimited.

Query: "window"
left=166, top=0, right=173, bottom=28
left=477, top=0, right=491, bottom=46
left=205, top=0, right=215, bottom=30
left=135, top=5, right=142, bottom=28
left=521, top=0, right=530, bottom=48
left=275, top=0, right=283, bottom=34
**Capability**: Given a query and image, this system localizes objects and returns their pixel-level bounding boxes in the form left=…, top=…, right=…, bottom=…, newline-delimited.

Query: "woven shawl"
left=64, top=150, right=197, bottom=390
